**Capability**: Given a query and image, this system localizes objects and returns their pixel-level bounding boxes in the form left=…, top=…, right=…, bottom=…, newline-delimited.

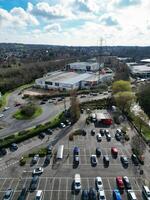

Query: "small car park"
left=32, top=167, right=43, bottom=175
left=32, top=154, right=39, bottom=164
left=29, top=175, right=39, bottom=191
left=91, top=155, right=97, bottom=166
left=131, top=154, right=139, bottom=166
left=3, top=188, right=13, bottom=200
left=113, top=189, right=122, bottom=200
left=120, top=156, right=129, bottom=168
left=116, top=176, right=124, bottom=190
left=123, top=176, right=132, bottom=190
left=95, top=176, right=103, bottom=190
left=88, top=188, right=97, bottom=200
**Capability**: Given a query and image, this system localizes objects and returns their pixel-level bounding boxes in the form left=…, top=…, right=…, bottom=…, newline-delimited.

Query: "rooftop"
left=45, top=71, right=92, bottom=84
left=140, top=59, right=150, bottom=63
left=130, top=65, right=150, bottom=73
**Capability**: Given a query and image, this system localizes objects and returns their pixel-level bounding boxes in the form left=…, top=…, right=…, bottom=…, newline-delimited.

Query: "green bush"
left=69, top=134, right=74, bottom=141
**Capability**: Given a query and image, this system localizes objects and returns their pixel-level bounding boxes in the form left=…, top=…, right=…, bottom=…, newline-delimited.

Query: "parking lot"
left=0, top=113, right=148, bottom=200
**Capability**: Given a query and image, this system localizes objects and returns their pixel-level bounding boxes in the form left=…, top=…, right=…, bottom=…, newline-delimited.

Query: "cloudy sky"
left=0, top=0, right=150, bottom=46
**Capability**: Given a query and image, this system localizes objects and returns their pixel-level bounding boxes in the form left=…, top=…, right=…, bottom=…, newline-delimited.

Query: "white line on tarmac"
left=50, top=177, right=55, bottom=200
left=58, top=178, right=61, bottom=200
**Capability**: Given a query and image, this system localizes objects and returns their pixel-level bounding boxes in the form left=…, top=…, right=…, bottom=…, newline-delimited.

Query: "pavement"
left=0, top=111, right=149, bottom=200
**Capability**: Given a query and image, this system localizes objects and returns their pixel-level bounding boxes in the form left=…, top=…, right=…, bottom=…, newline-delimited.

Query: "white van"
left=35, top=190, right=43, bottom=200
left=142, top=185, right=150, bottom=200
left=127, top=190, right=137, bottom=200
left=74, top=174, right=81, bottom=191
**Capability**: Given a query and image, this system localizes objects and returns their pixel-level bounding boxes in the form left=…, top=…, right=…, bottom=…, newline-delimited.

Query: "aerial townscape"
left=0, top=0, right=150, bottom=200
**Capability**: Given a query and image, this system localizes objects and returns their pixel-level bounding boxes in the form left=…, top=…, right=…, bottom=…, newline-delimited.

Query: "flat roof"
left=69, top=62, right=99, bottom=66
left=45, top=71, right=92, bottom=85
left=141, top=59, right=150, bottom=63
left=130, top=65, right=150, bottom=73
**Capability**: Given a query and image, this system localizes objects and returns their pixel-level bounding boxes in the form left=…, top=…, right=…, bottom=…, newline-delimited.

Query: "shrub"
left=20, top=103, right=37, bottom=117
left=69, top=134, right=74, bottom=141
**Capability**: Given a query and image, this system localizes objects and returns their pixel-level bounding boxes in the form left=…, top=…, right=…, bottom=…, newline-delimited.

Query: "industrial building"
left=35, top=70, right=114, bottom=90
left=35, top=61, right=114, bottom=90
left=65, top=62, right=100, bottom=72
left=127, top=63, right=150, bottom=79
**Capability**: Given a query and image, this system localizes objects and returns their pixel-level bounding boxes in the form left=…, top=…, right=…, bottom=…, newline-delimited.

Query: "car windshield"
left=98, top=181, right=102, bottom=185
left=76, top=182, right=80, bottom=186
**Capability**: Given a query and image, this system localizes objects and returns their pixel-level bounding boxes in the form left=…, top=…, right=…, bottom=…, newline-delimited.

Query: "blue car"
left=113, top=189, right=122, bottom=200
left=73, top=147, right=80, bottom=155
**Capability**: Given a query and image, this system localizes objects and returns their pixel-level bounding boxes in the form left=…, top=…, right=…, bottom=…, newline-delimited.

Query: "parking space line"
left=50, top=178, right=55, bottom=200
left=84, top=148, right=87, bottom=164
left=58, top=178, right=61, bottom=200
left=43, top=177, right=47, bottom=199
left=66, top=178, right=68, bottom=200
left=134, top=178, right=141, bottom=190
left=0, top=179, right=6, bottom=191
left=11, top=178, right=20, bottom=199
left=87, top=178, right=89, bottom=190
left=107, top=178, right=112, bottom=191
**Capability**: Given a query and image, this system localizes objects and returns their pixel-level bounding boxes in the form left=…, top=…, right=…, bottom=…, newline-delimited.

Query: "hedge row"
left=80, top=98, right=110, bottom=110
left=0, top=112, right=64, bottom=148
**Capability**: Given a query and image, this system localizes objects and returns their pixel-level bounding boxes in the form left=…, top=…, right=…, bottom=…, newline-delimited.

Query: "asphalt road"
left=0, top=88, right=110, bottom=138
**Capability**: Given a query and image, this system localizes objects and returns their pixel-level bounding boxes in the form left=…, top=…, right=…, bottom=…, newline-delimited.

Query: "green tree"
left=131, top=135, right=146, bottom=156
left=138, top=84, right=150, bottom=117
left=114, top=91, right=136, bottom=112
left=70, top=90, right=80, bottom=123
left=112, top=80, right=131, bottom=94
left=20, top=103, right=37, bottom=117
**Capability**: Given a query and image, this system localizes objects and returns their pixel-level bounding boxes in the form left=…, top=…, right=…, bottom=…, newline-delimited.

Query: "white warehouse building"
left=65, top=62, right=100, bottom=72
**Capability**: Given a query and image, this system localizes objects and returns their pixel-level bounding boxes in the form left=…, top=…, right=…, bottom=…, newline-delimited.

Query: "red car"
left=111, top=147, right=118, bottom=157
left=116, top=176, right=124, bottom=190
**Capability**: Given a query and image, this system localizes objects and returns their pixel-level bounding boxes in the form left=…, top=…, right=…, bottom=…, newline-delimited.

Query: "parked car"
left=116, top=176, right=124, bottom=190
left=97, top=190, right=106, bottom=200
left=91, top=129, right=96, bottom=136
left=96, top=147, right=101, bottom=157
left=111, top=147, right=118, bottom=158
left=44, top=155, right=51, bottom=165
left=131, top=154, right=139, bottom=166
left=115, top=133, right=121, bottom=141
left=0, top=113, right=4, bottom=118
left=106, top=133, right=111, bottom=141
left=120, top=156, right=128, bottom=167
left=0, top=148, right=7, bottom=156
left=47, top=144, right=52, bottom=154
left=33, top=167, right=43, bottom=175
left=18, top=186, right=28, bottom=200
left=74, top=155, right=79, bottom=165
left=100, top=129, right=105, bottom=136
left=123, top=176, right=132, bottom=190
left=38, top=132, right=46, bottom=139
left=81, top=190, right=89, bottom=200
left=96, top=134, right=102, bottom=142
left=10, top=143, right=18, bottom=151
left=40, top=101, right=45, bottom=105
left=127, top=190, right=137, bottom=200
left=74, top=174, right=81, bottom=192
left=35, top=190, right=43, bottom=200
left=60, top=122, right=66, bottom=128
left=15, top=102, right=21, bottom=107
left=32, top=154, right=39, bottom=164
left=46, top=129, right=53, bottom=135
left=65, top=119, right=71, bottom=126
left=103, top=155, right=109, bottom=166
left=113, top=189, right=122, bottom=200
left=29, top=175, right=39, bottom=191
left=91, top=155, right=97, bottom=166
left=95, top=177, right=103, bottom=190
left=3, top=188, right=13, bottom=200
left=142, top=185, right=150, bottom=200
left=73, top=147, right=80, bottom=155
left=3, top=107, right=10, bottom=111
left=88, top=188, right=97, bottom=200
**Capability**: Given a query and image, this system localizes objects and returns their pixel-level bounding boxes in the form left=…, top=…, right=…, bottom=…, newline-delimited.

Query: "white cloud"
left=44, top=23, right=62, bottom=32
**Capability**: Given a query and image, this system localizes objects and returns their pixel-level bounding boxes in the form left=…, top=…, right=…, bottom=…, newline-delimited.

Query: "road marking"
left=11, top=178, right=20, bottom=199
left=87, top=178, right=89, bottom=190
left=0, top=179, right=7, bottom=191
left=58, top=178, right=61, bottom=200
left=66, top=178, right=68, bottom=200
left=50, top=177, right=55, bottom=200
left=43, top=177, right=47, bottom=199
left=84, top=148, right=87, bottom=164
left=107, top=178, right=112, bottom=191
